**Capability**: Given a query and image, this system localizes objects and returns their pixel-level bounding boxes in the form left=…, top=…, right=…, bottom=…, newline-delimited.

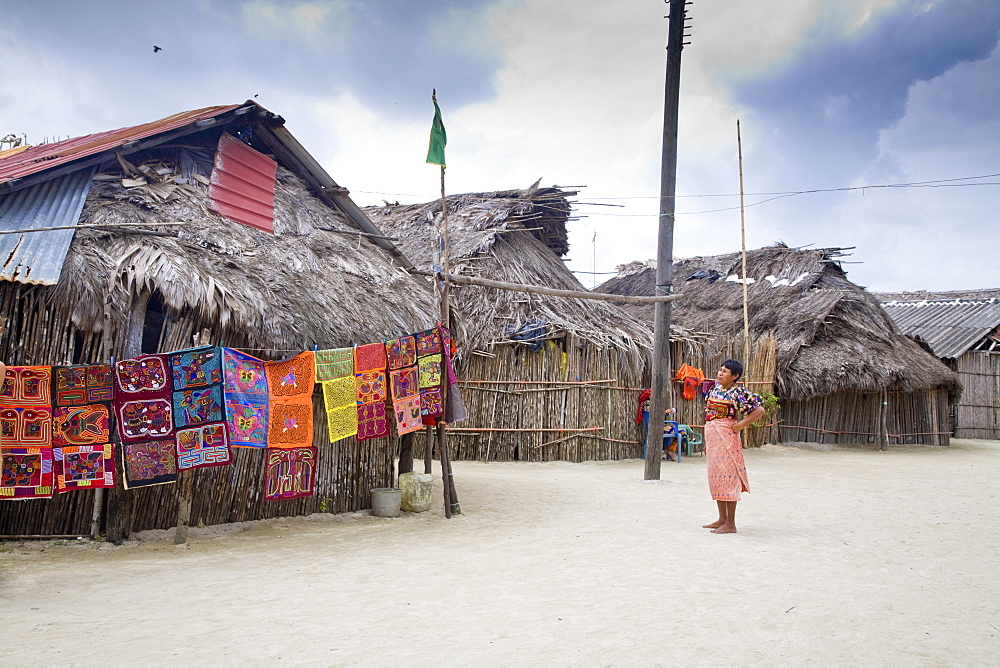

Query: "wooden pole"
left=879, top=389, right=889, bottom=451
left=437, top=161, right=460, bottom=516
left=423, top=425, right=434, bottom=474
left=173, top=469, right=195, bottom=545
left=89, top=488, right=104, bottom=538
left=645, top=0, right=687, bottom=481
left=737, top=120, right=751, bottom=368
left=398, top=431, right=415, bottom=478
left=409, top=270, right=684, bottom=305
left=0, top=221, right=187, bottom=235
left=106, top=290, right=150, bottom=545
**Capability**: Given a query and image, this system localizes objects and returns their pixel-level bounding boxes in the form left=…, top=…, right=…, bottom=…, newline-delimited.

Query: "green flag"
left=426, top=92, right=447, bottom=167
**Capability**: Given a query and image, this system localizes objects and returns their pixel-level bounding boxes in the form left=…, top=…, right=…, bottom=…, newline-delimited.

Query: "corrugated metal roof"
left=0, top=167, right=95, bottom=284
left=881, top=298, right=1000, bottom=359
left=208, top=133, right=277, bottom=233
left=0, top=105, right=240, bottom=187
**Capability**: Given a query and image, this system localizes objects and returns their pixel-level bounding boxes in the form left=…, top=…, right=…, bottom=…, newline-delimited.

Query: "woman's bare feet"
left=711, top=524, right=737, bottom=534
left=702, top=520, right=725, bottom=529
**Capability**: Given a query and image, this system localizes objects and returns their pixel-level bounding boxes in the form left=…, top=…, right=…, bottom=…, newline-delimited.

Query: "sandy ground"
left=2, top=439, right=999, bottom=666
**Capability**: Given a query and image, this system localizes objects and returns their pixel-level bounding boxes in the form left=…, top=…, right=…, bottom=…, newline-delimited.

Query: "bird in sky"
left=153, top=45, right=162, bottom=53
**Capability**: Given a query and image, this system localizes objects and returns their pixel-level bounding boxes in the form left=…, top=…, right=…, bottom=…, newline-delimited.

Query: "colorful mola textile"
left=415, top=328, right=443, bottom=357
left=263, top=446, right=317, bottom=501
left=357, top=402, right=389, bottom=441
left=355, top=371, right=387, bottom=405
left=53, top=444, right=115, bottom=493
left=390, top=365, right=419, bottom=401
left=315, top=348, right=355, bottom=382
left=418, top=354, right=443, bottom=389
left=420, top=387, right=443, bottom=423
left=393, top=395, right=423, bottom=435
left=0, top=446, right=54, bottom=499
left=52, top=364, right=114, bottom=450
left=1, top=366, right=54, bottom=448
left=52, top=364, right=114, bottom=405
left=122, top=439, right=178, bottom=488
left=113, top=355, right=173, bottom=443
left=115, top=397, right=174, bottom=443
left=170, top=346, right=225, bottom=428
left=354, top=342, right=387, bottom=374
left=114, top=354, right=170, bottom=396
left=52, top=404, right=110, bottom=447
left=386, top=335, right=417, bottom=371
left=222, top=348, right=269, bottom=449
left=175, top=422, right=231, bottom=470
left=322, top=377, right=358, bottom=443
left=265, top=352, right=315, bottom=449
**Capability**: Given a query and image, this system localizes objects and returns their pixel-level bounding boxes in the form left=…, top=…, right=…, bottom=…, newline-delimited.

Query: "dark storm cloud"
left=733, top=0, right=1000, bottom=188
left=1, top=0, right=501, bottom=120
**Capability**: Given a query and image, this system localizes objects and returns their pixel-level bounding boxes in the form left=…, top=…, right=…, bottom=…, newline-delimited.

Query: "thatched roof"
left=366, top=183, right=692, bottom=369
left=596, top=245, right=959, bottom=400
left=6, top=114, right=438, bottom=353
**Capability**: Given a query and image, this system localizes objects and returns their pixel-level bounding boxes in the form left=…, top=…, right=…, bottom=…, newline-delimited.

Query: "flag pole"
left=737, top=120, right=751, bottom=370
left=428, top=89, right=459, bottom=517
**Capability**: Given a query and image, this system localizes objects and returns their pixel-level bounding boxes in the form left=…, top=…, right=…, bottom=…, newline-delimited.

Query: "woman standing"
left=702, top=359, right=764, bottom=534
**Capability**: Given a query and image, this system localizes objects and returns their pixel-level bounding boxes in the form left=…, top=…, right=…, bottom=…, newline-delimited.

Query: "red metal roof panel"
left=0, top=105, right=241, bottom=186
left=208, top=133, right=277, bottom=233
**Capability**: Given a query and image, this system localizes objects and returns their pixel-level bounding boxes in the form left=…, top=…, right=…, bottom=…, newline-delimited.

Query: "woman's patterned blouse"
left=705, top=382, right=763, bottom=422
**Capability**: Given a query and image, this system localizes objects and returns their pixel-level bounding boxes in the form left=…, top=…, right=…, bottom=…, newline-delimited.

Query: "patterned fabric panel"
left=357, top=402, right=389, bottom=442
left=393, top=395, right=423, bottom=435
left=415, top=328, right=443, bottom=357
left=0, top=446, right=54, bottom=499
left=263, top=446, right=317, bottom=501
left=222, top=348, right=269, bottom=449
left=265, top=353, right=315, bottom=450
left=417, top=354, right=442, bottom=389
left=122, top=439, right=178, bottom=488
left=385, top=336, right=417, bottom=371
left=175, top=422, right=231, bottom=470
left=52, top=364, right=113, bottom=406
left=315, top=348, right=354, bottom=382
left=54, top=444, right=115, bottom=493
left=390, top=366, right=419, bottom=401
left=355, top=371, right=387, bottom=406
left=354, top=343, right=387, bottom=374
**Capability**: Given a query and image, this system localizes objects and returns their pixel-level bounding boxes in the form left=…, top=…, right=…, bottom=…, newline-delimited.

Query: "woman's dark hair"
left=722, top=359, right=743, bottom=381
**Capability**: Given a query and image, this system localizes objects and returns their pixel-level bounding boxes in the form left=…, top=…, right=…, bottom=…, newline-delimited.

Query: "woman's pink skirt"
left=704, top=418, right=750, bottom=502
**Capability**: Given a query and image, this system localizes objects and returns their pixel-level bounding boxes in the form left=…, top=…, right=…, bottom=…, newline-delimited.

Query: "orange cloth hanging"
left=673, top=363, right=706, bottom=401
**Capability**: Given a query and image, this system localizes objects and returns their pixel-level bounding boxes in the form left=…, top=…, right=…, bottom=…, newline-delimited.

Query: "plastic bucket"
left=370, top=487, right=402, bottom=517
left=399, top=472, right=433, bottom=513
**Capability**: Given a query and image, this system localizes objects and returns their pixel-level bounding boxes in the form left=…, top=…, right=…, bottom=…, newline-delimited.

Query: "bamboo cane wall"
left=430, top=338, right=650, bottom=462
left=954, top=351, right=1000, bottom=440
left=0, top=283, right=394, bottom=537
left=779, top=389, right=951, bottom=446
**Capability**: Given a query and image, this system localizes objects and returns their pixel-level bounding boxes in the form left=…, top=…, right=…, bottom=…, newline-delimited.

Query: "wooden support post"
left=173, top=468, right=196, bottom=545
left=438, top=422, right=460, bottom=516
left=423, top=426, right=434, bottom=474
left=879, top=389, right=889, bottom=451
left=398, top=431, right=414, bottom=479
left=645, top=0, right=687, bottom=480
left=89, top=488, right=104, bottom=538
left=106, top=289, right=150, bottom=545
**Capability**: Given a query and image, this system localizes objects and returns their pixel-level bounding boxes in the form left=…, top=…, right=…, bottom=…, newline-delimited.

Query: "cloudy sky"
left=1, top=0, right=997, bottom=291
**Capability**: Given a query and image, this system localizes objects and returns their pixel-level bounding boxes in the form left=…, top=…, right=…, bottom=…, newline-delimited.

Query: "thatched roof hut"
left=877, top=290, right=1000, bottom=439
left=597, top=245, right=960, bottom=446
left=368, top=184, right=708, bottom=461
left=0, top=102, right=437, bottom=538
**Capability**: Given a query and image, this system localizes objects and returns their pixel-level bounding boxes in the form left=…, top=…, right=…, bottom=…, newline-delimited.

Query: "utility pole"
left=645, top=0, right=689, bottom=480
